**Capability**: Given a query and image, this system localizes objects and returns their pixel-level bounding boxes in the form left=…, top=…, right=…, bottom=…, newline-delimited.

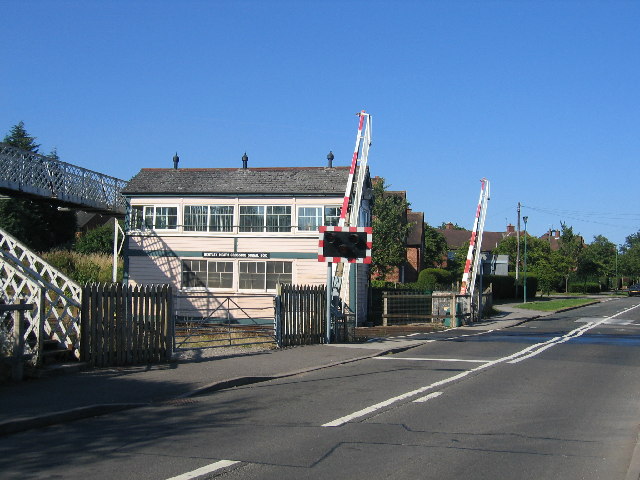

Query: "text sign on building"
left=318, top=226, right=372, bottom=264
left=203, top=252, right=270, bottom=259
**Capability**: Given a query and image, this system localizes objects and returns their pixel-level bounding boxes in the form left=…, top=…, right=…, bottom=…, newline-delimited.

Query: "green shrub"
left=568, top=282, right=600, bottom=294
left=484, top=273, right=538, bottom=301
left=41, top=250, right=123, bottom=283
left=484, top=275, right=516, bottom=299
left=417, top=268, right=453, bottom=290
left=74, top=223, right=116, bottom=255
left=370, top=280, right=416, bottom=290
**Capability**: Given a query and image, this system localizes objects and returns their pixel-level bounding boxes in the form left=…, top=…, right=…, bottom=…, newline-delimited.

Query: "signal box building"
left=121, top=156, right=372, bottom=324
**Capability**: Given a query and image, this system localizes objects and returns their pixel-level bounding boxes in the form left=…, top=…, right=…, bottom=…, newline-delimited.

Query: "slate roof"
left=437, top=228, right=508, bottom=252
left=122, top=167, right=357, bottom=196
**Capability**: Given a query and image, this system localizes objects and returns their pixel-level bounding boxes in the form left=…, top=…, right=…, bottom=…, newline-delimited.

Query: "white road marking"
left=575, top=317, right=637, bottom=326
left=165, top=460, right=240, bottom=480
left=322, top=303, right=640, bottom=427
left=374, top=357, right=490, bottom=363
left=509, top=304, right=640, bottom=364
left=414, top=391, right=443, bottom=403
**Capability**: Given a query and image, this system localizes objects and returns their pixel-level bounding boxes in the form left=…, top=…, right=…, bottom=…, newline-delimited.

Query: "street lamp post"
left=523, top=216, right=528, bottom=303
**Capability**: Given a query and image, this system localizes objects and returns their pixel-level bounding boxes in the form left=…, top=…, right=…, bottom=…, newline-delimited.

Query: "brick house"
left=371, top=183, right=425, bottom=283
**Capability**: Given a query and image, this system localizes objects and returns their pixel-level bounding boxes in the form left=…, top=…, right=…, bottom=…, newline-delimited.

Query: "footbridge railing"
left=0, top=227, right=81, bottom=363
left=0, top=143, right=128, bottom=215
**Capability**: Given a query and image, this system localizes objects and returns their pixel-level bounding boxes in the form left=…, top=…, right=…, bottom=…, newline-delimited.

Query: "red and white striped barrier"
left=338, top=111, right=366, bottom=227
left=460, top=178, right=489, bottom=295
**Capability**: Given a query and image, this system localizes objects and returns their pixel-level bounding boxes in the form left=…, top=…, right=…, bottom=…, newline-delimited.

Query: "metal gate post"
left=36, top=289, right=46, bottom=366
left=274, top=285, right=282, bottom=347
left=226, top=297, right=231, bottom=344
left=326, top=262, right=332, bottom=344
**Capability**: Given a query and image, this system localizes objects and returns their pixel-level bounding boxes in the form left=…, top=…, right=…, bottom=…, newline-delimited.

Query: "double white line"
left=509, top=303, right=639, bottom=364
left=322, top=303, right=640, bottom=428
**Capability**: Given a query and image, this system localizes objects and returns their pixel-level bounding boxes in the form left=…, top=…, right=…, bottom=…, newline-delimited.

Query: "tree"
left=537, top=256, right=559, bottom=297
left=423, top=222, right=448, bottom=267
left=449, top=240, right=470, bottom=279
left=438, top=222, right=466, bottom=230
left=493, top=235, right=551, bottom=274
left=3, top=121, right=40, bottom=152
left=620, top=231, right=640, bottom=281
left=0, top=122, right=76, bottom=251
left=578, top=235, right=616, bottom=280
left=557, top=222, right=583, bottom=292
left=370, top=178, right=412, bottom=278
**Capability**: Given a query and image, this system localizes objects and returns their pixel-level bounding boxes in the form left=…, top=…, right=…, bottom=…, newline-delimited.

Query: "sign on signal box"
left=318, top=226, right=372, bottom=263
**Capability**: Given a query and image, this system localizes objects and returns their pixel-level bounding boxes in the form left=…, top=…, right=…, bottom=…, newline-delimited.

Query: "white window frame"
left=239, top=205, right=292, bottom=233
left=130, top=205, right=178, bottom=231
left=238, top=260, right=293, bottom=292
left=183, top=205, right=235, bottom=233
left=296, top=205, right=341, bottom=231
left=266, top=206, right=292, bottom=232
left=323, top=205, right=341, bottom=227
left=297, top=206, right=323, bottom=231
left=181, top=259, right=234, bottom=291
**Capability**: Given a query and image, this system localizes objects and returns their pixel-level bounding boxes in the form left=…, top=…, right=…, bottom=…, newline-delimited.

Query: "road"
left=2, top=297, right=640, bottom=479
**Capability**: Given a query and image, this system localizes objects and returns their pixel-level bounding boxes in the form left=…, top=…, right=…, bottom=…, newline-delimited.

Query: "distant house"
left=370, top=181, right=425, bottom=283
left=539, top=229, right=585, bottom=250
left=120, top=155, right=372, bottom=323
left=436, top=222, right=511, bottom=276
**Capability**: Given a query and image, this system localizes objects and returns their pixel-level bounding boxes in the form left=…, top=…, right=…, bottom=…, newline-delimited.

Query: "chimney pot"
left=327, top=150, right=334, bottom=168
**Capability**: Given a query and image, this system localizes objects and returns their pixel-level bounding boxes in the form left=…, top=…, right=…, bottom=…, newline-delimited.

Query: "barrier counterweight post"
left=326, top=262, right=332, bottom=344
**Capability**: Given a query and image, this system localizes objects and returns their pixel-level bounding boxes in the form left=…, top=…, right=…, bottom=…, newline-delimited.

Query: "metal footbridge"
left=0, top=143, right=128, bottom=215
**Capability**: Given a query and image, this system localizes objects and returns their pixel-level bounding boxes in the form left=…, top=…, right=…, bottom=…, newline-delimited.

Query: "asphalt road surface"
left=2, top=297, right=640, bottom=480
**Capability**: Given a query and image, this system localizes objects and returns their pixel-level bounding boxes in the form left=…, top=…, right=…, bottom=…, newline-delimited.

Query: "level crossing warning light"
left=318, top=226, right=372, bottom=263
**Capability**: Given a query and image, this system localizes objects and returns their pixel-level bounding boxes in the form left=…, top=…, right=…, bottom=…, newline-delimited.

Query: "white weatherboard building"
left=121, top=158, right=372, bottom=323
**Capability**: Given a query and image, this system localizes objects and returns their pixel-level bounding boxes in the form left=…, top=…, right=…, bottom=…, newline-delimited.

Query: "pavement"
left=0, top=301, right=558, bottom=437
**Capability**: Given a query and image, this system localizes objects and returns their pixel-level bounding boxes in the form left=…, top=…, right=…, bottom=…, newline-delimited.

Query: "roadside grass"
left=513, top=297, right=597, bottom=311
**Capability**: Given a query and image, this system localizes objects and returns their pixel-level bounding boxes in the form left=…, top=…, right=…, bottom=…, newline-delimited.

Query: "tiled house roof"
left=122, top=167, right=357, bottom=196
left=436, top=228, right=511, bottom=252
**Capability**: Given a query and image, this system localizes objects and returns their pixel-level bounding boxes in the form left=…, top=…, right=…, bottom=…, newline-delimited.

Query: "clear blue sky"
left=2, top=0, right=639, bottom=247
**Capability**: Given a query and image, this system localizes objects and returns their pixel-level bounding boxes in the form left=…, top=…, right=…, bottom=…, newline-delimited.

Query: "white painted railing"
left=0, top=227, right=81, bottom=362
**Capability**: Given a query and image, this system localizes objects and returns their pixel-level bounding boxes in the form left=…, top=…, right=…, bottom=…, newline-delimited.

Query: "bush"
left=417, top=268, right=454, bottom=291
left=484, top=273, right=538, bottom=301
left=370, top=279, right=417, bottom=290
left=484, top=275, right=516, bottom=299
left=74, top=223, right=116, bottom=255
left=568, top=282, right=600, bottom=294
left=42, top=250, right=123, bottom=283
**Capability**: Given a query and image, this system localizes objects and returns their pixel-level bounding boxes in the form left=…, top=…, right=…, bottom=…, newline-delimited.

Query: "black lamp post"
left=523, top=216, right=528, bottom=303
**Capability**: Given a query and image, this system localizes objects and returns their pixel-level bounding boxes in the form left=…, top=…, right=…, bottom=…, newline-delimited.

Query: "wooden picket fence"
left=80, top=284, right=173, bottom=367
left=276, top=284, right=326, bottom=347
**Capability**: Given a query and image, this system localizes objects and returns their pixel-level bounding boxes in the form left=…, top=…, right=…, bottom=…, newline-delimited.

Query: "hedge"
left=417, top=268, right=454, bottom=291
left=484, top=273, right=538, bottom=301
left=568, top=282, right=601, bottom=294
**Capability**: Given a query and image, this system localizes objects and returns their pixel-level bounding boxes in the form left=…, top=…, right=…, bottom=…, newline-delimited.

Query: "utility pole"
left=515, top=202, right=521, bottom=298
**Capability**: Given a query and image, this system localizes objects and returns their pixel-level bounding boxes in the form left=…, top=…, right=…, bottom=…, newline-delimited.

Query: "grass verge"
left=513, top=298, right=596, bottom=311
